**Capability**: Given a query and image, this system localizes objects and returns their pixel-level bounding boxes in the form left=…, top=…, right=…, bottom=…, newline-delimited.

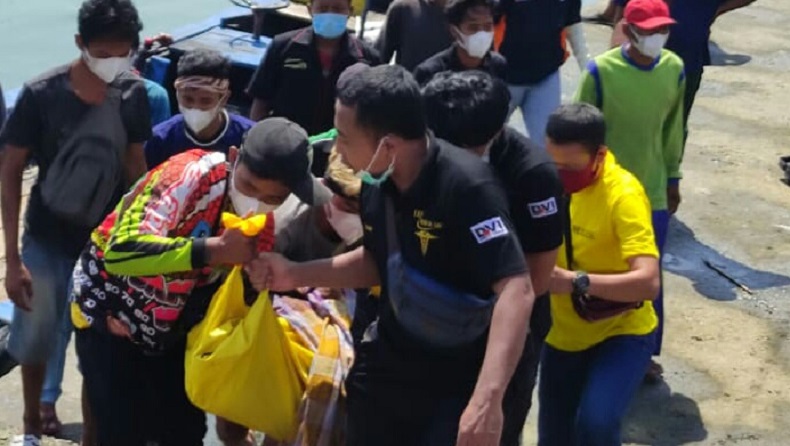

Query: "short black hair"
left=337, top=65, right=426, bottom=140
left=445, top=0, right=494, bottom=26
left=177, top=49, right=232, bottom=79
left=78, top=0, right=143, bottom=46
left=546, top=104, right=607, bottom=153
left=422, top=70, right=510, bottom=148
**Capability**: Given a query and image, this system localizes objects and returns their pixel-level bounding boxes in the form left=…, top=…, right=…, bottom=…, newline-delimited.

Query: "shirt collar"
left=292, top=25, right=354, bottom=55
left=448, top=43, right=492, bottom=71
left=620, top=44, right=661, bottom=71
left=383, top=133, right=440, bottom=200
left=184, top=109, right=230, bottom=147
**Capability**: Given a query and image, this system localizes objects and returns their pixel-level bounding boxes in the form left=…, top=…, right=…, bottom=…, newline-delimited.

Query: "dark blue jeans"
left=538, top=334, right=655, bottom=446
left=652, top=210, right=670, bottom=355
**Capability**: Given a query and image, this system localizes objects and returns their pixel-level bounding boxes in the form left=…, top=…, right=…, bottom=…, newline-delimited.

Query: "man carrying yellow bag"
left=71, top=118, right=328, bottom=446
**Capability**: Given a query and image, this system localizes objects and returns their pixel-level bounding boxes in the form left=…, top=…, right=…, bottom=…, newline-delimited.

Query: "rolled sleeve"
left=512, top=163, right=565, bottom=253
left=613, top=190, right=659, bottom=262
left=1, top=85, right=43, bottom=151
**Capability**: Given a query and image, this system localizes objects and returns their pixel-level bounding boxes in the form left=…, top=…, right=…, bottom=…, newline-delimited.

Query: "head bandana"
left=174, top=75, right=231, bottom=95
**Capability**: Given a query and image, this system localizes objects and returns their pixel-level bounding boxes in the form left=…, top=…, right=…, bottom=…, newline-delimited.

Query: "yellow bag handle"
left=201, top=213, right=270, bottom=334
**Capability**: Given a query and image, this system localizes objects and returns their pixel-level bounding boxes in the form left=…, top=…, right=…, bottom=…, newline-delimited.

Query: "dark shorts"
left=76, top=328, right=206, bottom=446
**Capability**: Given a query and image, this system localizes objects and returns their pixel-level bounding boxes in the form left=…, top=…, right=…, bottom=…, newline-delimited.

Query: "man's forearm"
left=472, top=274, right=534, bottom=402
left=587, top=269, right=660, bottom=303
left=1, top=147, right=26, bottom=264
left=526, top=249, right=558, bottom=296
left=124, top=143, right=148, bottom=187
left=291, top=246, right=381, bottom=290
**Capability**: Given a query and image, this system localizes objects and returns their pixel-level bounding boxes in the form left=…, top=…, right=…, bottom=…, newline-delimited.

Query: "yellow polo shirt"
left=546, top=152, right=659, bottom=352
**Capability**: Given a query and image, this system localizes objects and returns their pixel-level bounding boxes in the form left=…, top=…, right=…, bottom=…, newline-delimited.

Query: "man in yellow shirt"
left=540, top=104, right=661, bottom=446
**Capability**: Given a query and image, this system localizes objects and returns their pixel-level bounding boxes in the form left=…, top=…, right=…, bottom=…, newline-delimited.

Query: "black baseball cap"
left=239, top=117, right=326, bottom=205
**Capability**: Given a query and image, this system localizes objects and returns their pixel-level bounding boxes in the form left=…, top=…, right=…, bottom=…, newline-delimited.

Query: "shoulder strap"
left=385, top=196, right=401, bottom=256
left=563, top=195, right=574, bottom=269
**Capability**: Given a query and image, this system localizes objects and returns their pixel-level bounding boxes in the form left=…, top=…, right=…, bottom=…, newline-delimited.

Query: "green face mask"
left=357, top=138, right=395, bottom=186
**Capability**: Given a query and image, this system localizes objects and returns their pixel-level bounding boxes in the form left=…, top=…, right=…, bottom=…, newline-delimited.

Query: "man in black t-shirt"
left=423, top=70, right=564, bottom=446
left=413, top=0, right=506, bottom=86
left=248, top=64, right=535, bottom=445
left=246, top=0, right=379, bottom=134
left=376, top=0, right=454, bottom=71
left=0, top=0, right=150, bottom=441
left=498, top=0, right=588, bottom=147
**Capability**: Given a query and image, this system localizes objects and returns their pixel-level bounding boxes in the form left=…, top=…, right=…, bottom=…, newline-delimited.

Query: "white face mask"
left=325, top=201, right=363, bottom=245
left=82, top=50, right=131, bottom=83
left=229, top=164, right=281, bottom=217
left=456, top=27, right=494, bottom=59
left=631, top=28, right=669, bottom=59
left=180, top=105, right=219, bottom=134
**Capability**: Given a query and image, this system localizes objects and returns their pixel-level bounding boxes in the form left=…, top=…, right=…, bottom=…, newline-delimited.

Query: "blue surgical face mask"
left=357, top=138, right=395, bottom=187
left=312, top=13, right=348, bottom=39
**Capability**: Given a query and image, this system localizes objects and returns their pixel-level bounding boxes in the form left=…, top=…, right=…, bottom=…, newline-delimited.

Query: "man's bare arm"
left=123, top=142, right=147, bottom=187
left=473, top=273, right=534, bottom=401
left=247, top=246, right=381, bottom=292
left=525, top=249, right=558, bottom=296
left=1, top=145, right=29, bottom=264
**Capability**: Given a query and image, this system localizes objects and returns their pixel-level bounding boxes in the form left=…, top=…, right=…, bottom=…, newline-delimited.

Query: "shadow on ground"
left=709, top=41, right=752, bottom=67
left=624, top=381, right=708, bottom=446
left=663, top=219, right=790, bottom=301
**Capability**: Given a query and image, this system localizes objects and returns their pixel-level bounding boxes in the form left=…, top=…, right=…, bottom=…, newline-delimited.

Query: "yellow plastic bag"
left=185, top=214, right=313, bottom=441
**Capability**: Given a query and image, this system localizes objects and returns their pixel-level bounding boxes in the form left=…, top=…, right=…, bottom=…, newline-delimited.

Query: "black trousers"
left=500, top=294, right=551, bottom=446
left=75, top=328, right=206, bottom=446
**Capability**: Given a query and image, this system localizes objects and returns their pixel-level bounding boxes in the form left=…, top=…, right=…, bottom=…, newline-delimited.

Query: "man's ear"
left=623, top=22, right=634, bottom=41
left=228, top=146, right=239, bottom=165
left=219, top=91, right=231, bottom=109
left=449, top=25, right=462, bottom=40
left=596, top=146, right=608, bottom=162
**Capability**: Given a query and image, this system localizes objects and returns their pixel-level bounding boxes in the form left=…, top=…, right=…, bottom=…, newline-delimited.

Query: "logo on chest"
left=413, top=209, right=443, bottom=256
left=283, top=58, right=307, bottom=70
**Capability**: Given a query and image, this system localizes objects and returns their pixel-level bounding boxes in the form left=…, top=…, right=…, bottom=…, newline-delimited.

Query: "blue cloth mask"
left=312, top=13, right=348, bottom=39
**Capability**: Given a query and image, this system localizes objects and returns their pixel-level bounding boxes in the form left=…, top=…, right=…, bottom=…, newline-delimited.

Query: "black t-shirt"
left=488, top=126, right=563, bottom=338
left=498, top=0, right=582, bottom=84
left=488, top=126, right=563, bottom=254
left=0, top=65, right=152, bottom=257
left=355, top=137, right=526, bottom=391
left=246, top=28, right=380, bottom=135
left=412, top=44, right=508, bottom=86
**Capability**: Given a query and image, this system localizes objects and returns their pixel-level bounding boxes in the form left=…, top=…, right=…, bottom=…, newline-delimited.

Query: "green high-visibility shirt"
left=575, top=46, right=686, bottom=211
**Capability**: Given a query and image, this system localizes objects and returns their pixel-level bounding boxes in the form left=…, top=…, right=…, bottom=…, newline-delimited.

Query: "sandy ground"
left=1, top=0, right=790, bottom=444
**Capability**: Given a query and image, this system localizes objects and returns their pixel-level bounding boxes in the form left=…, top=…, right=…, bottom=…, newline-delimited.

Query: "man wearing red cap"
left=574, top=0, right=684, bottom=383
left=610, top=0, right=756, bottom=134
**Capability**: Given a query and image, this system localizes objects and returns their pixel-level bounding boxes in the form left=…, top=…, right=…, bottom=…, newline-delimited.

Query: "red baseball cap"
left=625, top=0, right=676, bottom=31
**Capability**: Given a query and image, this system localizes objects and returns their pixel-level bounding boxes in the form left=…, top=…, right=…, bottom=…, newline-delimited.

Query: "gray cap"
left=240, top=117, right=321, bottom=204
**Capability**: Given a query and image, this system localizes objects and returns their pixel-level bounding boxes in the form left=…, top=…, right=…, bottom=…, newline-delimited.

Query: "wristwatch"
left=572, top=271, right=590, bottom=296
